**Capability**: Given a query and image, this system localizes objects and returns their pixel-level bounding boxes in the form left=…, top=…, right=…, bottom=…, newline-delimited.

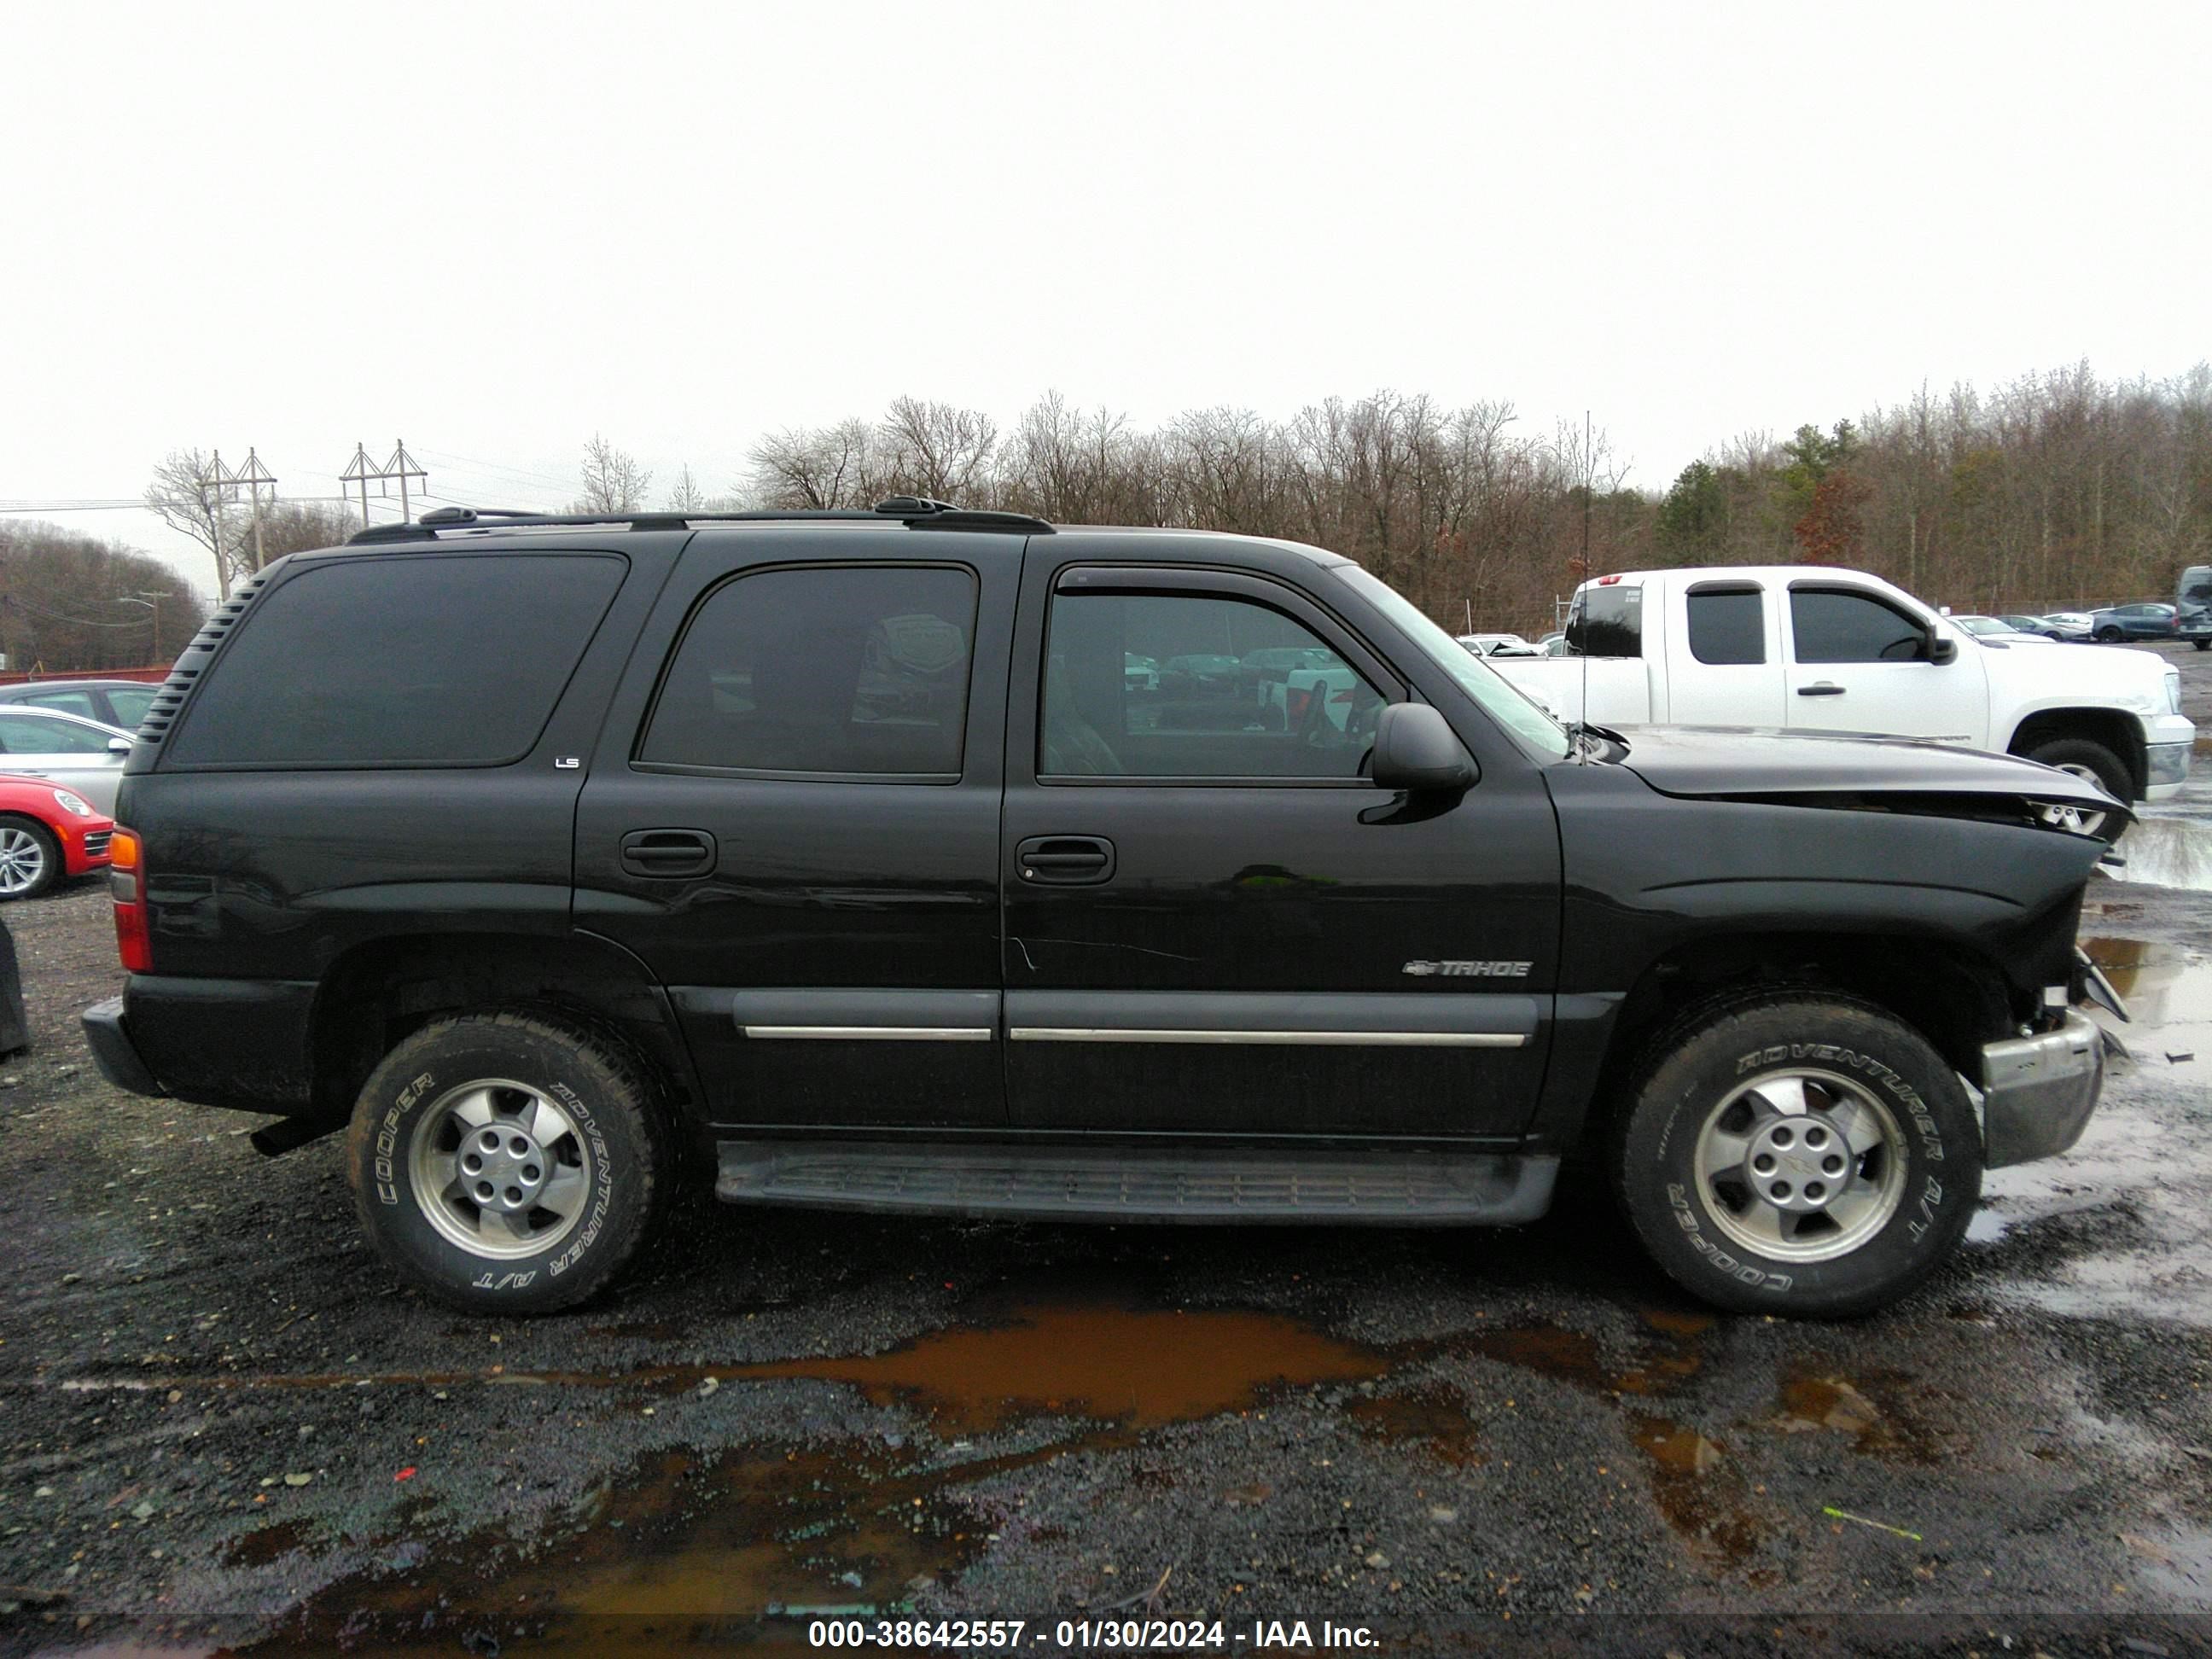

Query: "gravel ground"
left=2, top=643, right=2209, bottom=1657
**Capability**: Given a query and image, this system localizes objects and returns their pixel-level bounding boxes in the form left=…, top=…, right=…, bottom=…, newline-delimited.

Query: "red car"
left=0, top=771, right=114, bottom=900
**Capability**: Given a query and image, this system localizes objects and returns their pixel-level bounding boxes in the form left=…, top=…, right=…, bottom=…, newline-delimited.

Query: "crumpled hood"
left=1615, top=725, right=2124, bottom=812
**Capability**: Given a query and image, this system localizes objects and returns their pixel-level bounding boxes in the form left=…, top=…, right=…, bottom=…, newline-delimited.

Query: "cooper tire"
left=345, top=1011, right=667, bottom=1314
left=1612, top=992, right=1981, bottom=1318
left=0, top=814, right=61, bottom=900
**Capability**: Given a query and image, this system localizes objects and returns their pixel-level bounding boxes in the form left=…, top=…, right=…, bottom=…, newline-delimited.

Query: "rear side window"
left=1566, top=585, right=1641, bottom=657
left=106, top=687, right=158, bottom=726
left=1686, top=587, right=1766, bottom=665
left=167, top=554, right=626, bottom=767
left=1790, top=589, right=1927, bottom=664
left=0, top=712, right=113, bottom=754
left=23, top=690, right=99, bottom=719
left=639, top=565, right=976, bottom=777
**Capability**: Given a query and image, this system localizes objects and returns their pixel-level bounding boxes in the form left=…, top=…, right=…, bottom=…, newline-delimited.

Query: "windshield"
left=1332, top=567, right=1571, bottom=760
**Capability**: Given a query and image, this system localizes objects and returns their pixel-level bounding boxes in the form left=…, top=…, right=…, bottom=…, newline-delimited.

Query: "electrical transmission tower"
left=201, top=448, right=279, bottom=573
left=341, top=440, right=428, bottom=528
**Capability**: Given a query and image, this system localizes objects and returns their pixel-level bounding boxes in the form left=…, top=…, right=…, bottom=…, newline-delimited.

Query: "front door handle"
left=1016, top=835, right=1115, bottom=885
left=1796, top=682, right=1847, bottom=696
left=620, top=828, right=716, bottom=878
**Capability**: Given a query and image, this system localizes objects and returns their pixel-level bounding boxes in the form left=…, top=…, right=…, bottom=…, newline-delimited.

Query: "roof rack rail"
left=348, top=498, right=1052, bottom=545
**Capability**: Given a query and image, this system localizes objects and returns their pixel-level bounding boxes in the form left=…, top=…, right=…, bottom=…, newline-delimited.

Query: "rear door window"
left=105, top=687, right=158, bottom=726
left=166, top=554, right=627, bottom=767
left=638, top=565, right=977, bottom=777
left=1686, top=587, right=1766, bottom=665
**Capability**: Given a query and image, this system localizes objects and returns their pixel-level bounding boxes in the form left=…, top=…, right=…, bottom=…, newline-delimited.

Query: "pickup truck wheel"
left=0, top=816, right=61, bottom=899
left=1613, top=994, right=1980, bottom=1318
left=2021, top=737, right=2130, bottom=838
left=345, top=1011, right=666, bottom=1314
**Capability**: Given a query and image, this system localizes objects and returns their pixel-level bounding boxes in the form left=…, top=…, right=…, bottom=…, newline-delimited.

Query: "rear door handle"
left=620, top=828, right=716, bottom=878
left=1016, top=835, right=1115, bottom=885
left=1796, top=682, right=1846, bottom=696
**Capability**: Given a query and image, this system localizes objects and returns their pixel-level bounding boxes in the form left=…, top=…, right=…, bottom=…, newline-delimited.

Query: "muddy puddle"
left=2082, top=935, right=2212, bottom=1049
left=224, top=1300, right=1803, bottom=1649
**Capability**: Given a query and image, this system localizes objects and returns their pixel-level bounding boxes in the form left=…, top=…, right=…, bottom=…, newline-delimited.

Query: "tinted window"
left=1042, top=591, right=1382, bottom=778
left=168, top=554, right=626, bottom=767
left=1790, top=589, right=1928, bottom=664
left=1566, top=585, right=1641, bottom=657
left=640, top=565, right=975, bottom=777
left=0, top=712, right=112, bottom=754
left=1686, top=590, right=1766, bottom=665
left=23, top=690, right=99, bottom=719
left=106, top=687, right=157, bottom=726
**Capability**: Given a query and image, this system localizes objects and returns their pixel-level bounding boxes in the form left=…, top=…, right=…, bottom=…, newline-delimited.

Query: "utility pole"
left=340, top=440, right=428, bottom=528
left=203, top=449, right=278, bottom=573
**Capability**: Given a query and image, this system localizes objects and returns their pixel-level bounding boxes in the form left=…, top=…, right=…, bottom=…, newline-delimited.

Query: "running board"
left=713, top=1141, right=1558, bottom=1225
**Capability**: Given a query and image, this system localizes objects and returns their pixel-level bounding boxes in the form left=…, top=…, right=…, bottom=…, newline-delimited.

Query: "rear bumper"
left=1979, top=1010, right=2103, bottom=1168
left=80, top=996, right=166, bottom=1097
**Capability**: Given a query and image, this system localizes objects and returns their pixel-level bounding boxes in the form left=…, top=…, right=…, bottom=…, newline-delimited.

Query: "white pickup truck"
left=1491, top=566, right=2193, bottom=812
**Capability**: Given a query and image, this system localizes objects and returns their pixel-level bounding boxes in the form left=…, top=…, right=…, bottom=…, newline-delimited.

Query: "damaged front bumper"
left=1979, top=1009, right=2104, bottom=1168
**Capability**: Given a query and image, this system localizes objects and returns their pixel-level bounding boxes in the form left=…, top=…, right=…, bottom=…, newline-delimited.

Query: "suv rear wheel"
left=1613, top=993, right=1981, bottom=1318
left=345, top=1011, right=667, bottom=1313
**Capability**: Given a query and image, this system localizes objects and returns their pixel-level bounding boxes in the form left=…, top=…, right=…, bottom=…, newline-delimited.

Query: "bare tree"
left=665, top=465, right=708, bottom=513
left=573, top=434, right=652, bottom=514
left=879, top=398, right=998, bottom=502
left=747, top=419, right=880, bottom=509
left=143, top=449, right=244, bottom=599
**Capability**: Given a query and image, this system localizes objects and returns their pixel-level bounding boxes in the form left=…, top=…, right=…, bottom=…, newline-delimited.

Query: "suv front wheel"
left=345, top=1011, right=667, bottom=1313
left=1613, top=993, right=1982, bottom=1318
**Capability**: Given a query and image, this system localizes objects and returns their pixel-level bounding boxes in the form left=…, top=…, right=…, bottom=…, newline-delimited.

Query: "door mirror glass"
left=1371, top=703, right=1476, bottom=794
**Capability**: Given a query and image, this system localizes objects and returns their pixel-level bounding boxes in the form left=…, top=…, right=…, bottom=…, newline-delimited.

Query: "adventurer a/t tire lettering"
left=1615, top=992, right=1981, bottom=1318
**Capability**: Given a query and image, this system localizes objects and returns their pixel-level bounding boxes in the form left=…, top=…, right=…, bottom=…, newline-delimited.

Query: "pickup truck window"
left=640, top=565, right=976, bottom=777
left=1041, top=591, right=1379, bottom=778
left=1790, top=588, right=1928, bottom=664
left=1332, top=567, right=1570, bottom=760
left=1565, top=585, right=1642, bottom=658
left=169, top=553, right=630, bottom=769
left=1687, top=588, right=1766, bottom=666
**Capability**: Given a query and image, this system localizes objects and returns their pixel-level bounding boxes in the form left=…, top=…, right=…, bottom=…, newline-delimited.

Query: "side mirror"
left=1371, top=703, right=1476, bottom=793
left=1926, top=635, right=1957, bottom=665
left=107, top=736, right=134, bottom=756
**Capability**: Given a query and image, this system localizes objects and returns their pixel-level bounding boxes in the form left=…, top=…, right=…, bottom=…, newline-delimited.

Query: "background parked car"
left=1457, top=632, right=1540, bottom=657
left=1996, top=613, right=2062, bottom=637
left=1158, top=653, right=1242, bottom=696
left=1953, top=614, right=2056, bottom=645
left=0, top=678, right=161, bottom=730
left=2087, top=602, right=2178, bottom=642
left=2038, top=611, right=2095, bottom=641
left=0, top=707, right=134, bottom=815
left=2174, top=565, right=2209, bottom=650
left=1534, top=632, right=1569, bottom=655
left=1123, top=653, right=1160, bottom=692
left=0, top=771, right=112, bottom=899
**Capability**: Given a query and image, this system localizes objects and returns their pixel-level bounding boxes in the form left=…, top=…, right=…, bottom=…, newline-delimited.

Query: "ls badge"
left=1403, top=960, right=1532, bottom=978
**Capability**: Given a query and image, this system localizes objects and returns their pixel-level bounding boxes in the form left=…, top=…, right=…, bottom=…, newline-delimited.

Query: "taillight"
left=108, top=828, right=150, bottom=973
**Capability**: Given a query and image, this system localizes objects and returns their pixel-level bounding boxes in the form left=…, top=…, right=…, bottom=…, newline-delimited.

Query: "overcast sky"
left=5, top=1, right=2207, bottom=595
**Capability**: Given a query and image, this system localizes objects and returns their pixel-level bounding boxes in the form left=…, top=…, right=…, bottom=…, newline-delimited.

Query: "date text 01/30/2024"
left=804, top=1617, right=1379, bottom=1649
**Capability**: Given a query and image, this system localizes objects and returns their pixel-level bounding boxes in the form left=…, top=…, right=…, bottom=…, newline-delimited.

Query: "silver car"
left=0, top=706, right=133, bottom=815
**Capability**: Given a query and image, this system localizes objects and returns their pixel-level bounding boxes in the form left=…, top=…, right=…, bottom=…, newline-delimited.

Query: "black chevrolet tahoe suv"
left=81, top=498, right=2122, bottom=1318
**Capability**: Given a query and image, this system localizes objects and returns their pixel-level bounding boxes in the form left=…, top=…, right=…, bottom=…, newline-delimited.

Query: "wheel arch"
left=307, top=930, right=702, bottom=1137
left=2005, top=706, right=2145, bottom=797
left=1574, top=930, right=2012, bottom=1152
